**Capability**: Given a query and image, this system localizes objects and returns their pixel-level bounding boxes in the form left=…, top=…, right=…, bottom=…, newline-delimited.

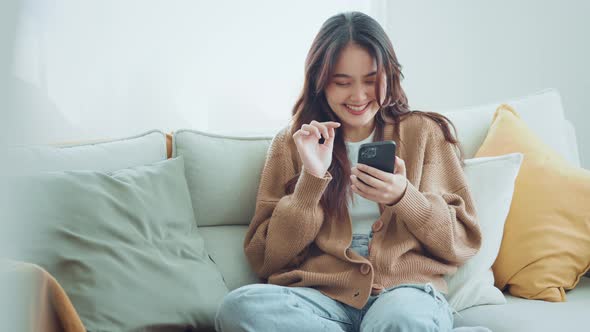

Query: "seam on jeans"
left=431, top=288, right=456, bottom=327
left=288, top=288, right=354, bottom=326
left=315, top=314, right=354, bottom=326
left=375, top=283, right=454, bottom=330
left=430, top=288, right=461, bottom=320
left=426, top=286, right=455, bottom=330
left=414, top=283, right=449, bottom=328
left=433, top=300, right=445, bottom=329
left=306, top=302, right=354, bottom=327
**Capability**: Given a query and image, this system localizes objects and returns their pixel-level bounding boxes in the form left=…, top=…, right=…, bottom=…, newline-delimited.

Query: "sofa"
left=1, top=88, right=588, bottom=332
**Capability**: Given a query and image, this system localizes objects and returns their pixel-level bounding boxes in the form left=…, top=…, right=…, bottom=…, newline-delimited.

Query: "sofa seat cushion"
left=199, top=225, right=260, bottom=290
left=454, top=276, right=590, bottom=331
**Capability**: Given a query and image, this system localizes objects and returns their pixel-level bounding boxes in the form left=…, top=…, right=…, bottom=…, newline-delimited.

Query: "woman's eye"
left=365, top=81, right=376, bottom=85
left=334, top=82, right=350, bottom=86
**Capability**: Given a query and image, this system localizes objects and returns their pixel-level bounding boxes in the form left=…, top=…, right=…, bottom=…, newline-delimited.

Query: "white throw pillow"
left=444, top=152, right=523, bottom=311
left=439, top=89, right=576, bottom=164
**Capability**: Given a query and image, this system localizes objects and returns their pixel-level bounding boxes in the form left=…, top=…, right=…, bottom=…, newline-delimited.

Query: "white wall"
left=8, top=0, right=590, bottom=167
left=11, top=0, right=372, bottom=143
left=381, top=0, right=590, bottom=167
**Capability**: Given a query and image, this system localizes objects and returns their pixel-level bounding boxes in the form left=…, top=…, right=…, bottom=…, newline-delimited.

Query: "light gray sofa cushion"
left=3, top=157, right=228, bottom=331
left=173, top=129, right=272, bottom=227
left=1, top=129, right=171, bottom=266
left=454, top=276, right=590, bottom=331
left=2, top=129, right=167, bottom=174
left=199, top=225, right=260, bottom=290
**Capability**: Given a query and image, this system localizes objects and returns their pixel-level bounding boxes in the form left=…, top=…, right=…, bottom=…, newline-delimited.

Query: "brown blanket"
left=0, top=260, right=85, bottom=332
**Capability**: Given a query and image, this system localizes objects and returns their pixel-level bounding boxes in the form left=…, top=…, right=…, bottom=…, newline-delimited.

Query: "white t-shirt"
left=345, top=130, right=381, bottom=236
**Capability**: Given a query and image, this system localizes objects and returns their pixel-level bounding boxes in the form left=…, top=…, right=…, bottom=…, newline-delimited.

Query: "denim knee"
left=361, top=284, right=452, bottom=332
left=215, top=284, right=260, bottom=332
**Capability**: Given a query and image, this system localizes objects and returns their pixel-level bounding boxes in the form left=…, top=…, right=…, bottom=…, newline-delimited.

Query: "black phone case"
left=357, top=141, right=396, bottom=173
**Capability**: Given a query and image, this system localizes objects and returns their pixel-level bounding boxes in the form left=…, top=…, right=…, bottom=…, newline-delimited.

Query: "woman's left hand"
left=350, top=156, right=408, bottom=206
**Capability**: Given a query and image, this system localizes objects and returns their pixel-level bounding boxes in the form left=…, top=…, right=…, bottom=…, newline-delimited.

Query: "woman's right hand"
left=292, top=121, right=341, bottom=178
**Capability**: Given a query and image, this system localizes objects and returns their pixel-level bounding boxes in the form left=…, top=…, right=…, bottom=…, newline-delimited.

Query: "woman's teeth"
left=345, top=103, right=369, bottom=112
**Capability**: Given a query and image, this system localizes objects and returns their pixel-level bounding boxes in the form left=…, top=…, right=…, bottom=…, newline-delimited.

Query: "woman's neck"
left=343, top=122, right=376, bottom=143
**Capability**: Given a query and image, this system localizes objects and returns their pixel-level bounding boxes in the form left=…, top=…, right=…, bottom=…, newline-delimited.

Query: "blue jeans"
left=215, top=234, right=455, bottom=332
left=349, top=233, right=371, bottom=258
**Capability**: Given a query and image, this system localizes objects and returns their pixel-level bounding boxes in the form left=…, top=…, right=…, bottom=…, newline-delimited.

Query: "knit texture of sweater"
left=244, top=113, right=482, bottom=309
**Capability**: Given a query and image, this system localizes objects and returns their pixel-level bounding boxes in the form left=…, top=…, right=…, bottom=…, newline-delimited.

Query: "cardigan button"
left=372, top=219, right=384, bottom=232
left=360, top=264, right=371, bottom=275
left=371, top=283, right=384, bottom=295
left=345, top=248, right=353, bottom=258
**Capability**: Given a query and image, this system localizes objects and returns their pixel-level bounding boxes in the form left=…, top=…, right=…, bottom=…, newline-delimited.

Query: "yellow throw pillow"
left=475, top=104, right=590, bottom=301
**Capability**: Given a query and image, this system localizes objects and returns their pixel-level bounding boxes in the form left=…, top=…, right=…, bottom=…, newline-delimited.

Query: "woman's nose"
left=350, top=83, right=368, bottom=102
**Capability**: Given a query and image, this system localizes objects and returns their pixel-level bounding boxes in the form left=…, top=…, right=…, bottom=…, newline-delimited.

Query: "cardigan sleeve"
left=244, top=130, right=331, bottom=279
left=387, top=121, right=482, bottom=266
left=0, top=260, right=86, bottom=332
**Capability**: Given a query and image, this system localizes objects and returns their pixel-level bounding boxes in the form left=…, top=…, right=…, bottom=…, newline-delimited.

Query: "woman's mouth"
left=344, top=102, right=371, bottom=115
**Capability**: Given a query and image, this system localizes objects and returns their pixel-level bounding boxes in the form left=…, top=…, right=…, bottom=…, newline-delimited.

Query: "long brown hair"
left=286, top=12, right=462, bottom=222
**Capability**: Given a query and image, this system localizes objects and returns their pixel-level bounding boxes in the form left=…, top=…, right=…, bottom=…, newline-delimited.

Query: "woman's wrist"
left=386, top=179, right=408, bottom=206
left=302, top=166, right=327, bottom=178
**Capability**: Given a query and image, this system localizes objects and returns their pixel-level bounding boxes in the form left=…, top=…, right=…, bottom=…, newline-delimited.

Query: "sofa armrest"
left=0, top=260, right=86, bottom=332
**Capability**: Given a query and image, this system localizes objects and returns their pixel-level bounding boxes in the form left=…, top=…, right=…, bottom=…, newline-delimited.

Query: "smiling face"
left=324, top=42, right=386, bottom=142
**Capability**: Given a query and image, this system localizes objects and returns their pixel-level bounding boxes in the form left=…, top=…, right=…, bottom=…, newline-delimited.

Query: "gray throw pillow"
left=2, top=156, right=227, bottom=331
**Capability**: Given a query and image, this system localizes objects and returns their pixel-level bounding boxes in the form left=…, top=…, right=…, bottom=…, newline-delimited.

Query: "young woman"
left=216, top=11, right=483, bottom=332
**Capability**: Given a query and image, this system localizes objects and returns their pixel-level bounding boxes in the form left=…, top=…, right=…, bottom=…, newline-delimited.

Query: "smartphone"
left=357, top=141, right=396, bottom=174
